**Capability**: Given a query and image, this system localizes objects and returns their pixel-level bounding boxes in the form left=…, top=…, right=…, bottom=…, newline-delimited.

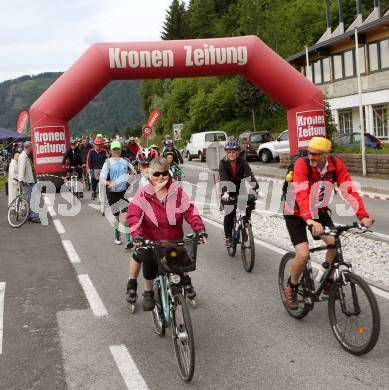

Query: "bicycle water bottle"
left=314, top=261, right=330, bottom=286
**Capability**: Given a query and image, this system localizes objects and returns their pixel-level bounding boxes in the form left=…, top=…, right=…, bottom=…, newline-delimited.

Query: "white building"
left=288, top=1, right=389, bottom=141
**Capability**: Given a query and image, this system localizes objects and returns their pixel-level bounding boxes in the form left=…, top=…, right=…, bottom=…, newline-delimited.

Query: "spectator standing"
left=8, top=151, right=20, bottom=205
left=18, top=141, right=40, bottom=223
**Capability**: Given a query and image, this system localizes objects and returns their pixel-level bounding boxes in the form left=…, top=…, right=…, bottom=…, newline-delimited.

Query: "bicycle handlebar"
left=135, top=234, right=206, bottom=250
left=313, top=221, right=374, bottom=236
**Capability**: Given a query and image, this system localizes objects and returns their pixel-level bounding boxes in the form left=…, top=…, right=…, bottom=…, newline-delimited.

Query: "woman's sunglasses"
left=152, top=170, right=169, bottom=177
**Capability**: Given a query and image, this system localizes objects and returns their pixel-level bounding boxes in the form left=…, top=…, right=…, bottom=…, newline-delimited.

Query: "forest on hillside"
left=0, top=73, right=143, bottom=136
left=142, top=0, right=389, bottom=140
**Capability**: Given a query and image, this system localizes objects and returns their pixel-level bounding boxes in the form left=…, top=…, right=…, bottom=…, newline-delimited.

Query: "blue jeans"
left=25, top=183, right=39, bottom=220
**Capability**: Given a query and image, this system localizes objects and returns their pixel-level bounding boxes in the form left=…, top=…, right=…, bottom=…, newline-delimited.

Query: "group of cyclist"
left=62, top=132, right=373, bottom=314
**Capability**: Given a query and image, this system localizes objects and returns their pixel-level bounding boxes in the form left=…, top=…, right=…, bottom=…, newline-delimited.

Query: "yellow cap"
left=307, top=137, right=332, bottom=153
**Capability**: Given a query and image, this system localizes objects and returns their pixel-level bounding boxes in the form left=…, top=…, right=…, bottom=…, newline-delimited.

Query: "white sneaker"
left=114, top=238, right=122, bottom=245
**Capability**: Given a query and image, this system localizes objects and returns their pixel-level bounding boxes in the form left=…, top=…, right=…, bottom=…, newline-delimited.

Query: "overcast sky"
left=0, top=0, right=174, bottom=82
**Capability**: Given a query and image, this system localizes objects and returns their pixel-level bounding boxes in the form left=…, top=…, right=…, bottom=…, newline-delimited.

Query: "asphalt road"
left=1, top=171, right=389, bottom=389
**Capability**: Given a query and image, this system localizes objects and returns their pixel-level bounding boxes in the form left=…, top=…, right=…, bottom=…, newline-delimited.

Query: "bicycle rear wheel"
left=172, top=293, right=195, bottom=382
left=240, top=222, right=255, bottom=272
left=8, top=197, right=30, bottom=228
left=328, top=272, right=380, bottom=355
left=278, top=252, right=311, bottom=319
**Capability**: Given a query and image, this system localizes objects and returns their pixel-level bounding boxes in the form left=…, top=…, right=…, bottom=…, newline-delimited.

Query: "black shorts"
left=284, top=210, right=334, bottom=247
left=133, top=248, right=157, bottom=280
left=107, top=190, right=128, bottom=216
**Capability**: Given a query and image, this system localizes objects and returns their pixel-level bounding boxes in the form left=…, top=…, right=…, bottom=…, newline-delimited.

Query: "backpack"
left=281, top=152, right=337, bottom=202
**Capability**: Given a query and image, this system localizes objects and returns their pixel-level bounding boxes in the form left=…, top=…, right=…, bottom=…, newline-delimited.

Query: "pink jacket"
left=126, top=180, right=205, bottom=240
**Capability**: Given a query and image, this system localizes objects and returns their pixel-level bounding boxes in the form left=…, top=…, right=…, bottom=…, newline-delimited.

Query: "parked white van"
left=185, top=131, right=227, bottom=162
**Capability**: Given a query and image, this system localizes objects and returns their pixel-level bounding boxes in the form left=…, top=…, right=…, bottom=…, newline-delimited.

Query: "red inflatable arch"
left=30, top=36, right=325, bottom=175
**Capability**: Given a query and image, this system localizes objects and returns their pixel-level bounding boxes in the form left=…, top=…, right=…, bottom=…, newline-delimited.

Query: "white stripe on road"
left=53, top=219, right=66, bottom=234
left=61, top=240, right=81, bottom=263
left=88, top=203, right=100, bottom=210
left=201, top=215, right=389, bottom=300
left=78, top=274, right=108, bottom=317
left=0, top=282, right=6, bottom=354
left=48, top=206, right=57, bottom=217
left=110, top=345, right=149, bottom=390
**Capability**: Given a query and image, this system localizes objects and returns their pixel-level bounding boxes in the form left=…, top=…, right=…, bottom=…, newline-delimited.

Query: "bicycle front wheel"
left=328, top=272, right=380, bottom=355
left=172, top=293, right=195, bottom=382
left=240, top=222, right=255, bottom=272
left=8, top=197, right=30, bottom=228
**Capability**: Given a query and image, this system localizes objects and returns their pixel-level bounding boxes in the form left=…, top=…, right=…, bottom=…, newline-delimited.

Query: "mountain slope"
left=0, top=73, right=144, bottom=136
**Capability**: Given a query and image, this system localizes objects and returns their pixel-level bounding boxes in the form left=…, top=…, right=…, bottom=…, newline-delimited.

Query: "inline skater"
left=165, top=151, right=182, bottom=181
left=100, top=141, right=135, bottom=248
left=87, top=138, right=108, bottom=200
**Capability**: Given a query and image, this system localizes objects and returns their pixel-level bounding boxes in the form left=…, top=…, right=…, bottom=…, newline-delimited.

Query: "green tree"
left=161, top=0, right=188, bottom=40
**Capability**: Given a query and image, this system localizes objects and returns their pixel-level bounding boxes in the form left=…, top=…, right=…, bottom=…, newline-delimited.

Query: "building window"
left=338, top=110, right=353, bottom=134
left=373, top=105, right=389, bottom=139
left=333, top=54, right=343, bottom=80
left=314, top=61, right=322, bottom=84
left=304, top=64, right=313, bottom=81
left=322, top=57, right=331, bottom=82
left=380, top=39, right=389, bottom=70
left=358, top=46, right=366, bottom=74
left=368, top=42, right=379, bottom=72
left=344, top=50, right=354, bottom=78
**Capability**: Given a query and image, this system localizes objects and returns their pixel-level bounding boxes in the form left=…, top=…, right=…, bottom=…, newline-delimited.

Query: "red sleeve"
left=180, top=189, right=206, bottom=232
left=293, top=158, right=312, bottom=221
left=335, top=158, right=369, bottom=220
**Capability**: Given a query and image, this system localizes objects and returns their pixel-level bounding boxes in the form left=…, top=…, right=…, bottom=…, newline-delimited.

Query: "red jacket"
left=126, top=180, right=205, bottom=240
left=285, top=156, right=369, bottom=221
left=127, top=143, right=141, bottom=159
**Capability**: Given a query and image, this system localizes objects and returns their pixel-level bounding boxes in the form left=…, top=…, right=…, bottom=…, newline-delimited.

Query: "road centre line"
left=77, top=274, right=108, bottom=317
left=61, top=240, right=81, bottom=263
left=110, top=345, right=149, bottom=390
left=53, top=219, right=66, bottom=234
left=200, top=215, right=389, bottom=300
left=0, top=282, right=5, bottom=354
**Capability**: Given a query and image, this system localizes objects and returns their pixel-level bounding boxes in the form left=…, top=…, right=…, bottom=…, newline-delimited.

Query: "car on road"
left=334, top=132, right=382, bottom=149
left=185, top=131, right=227, bottom=162
left=238, top=131, right=272, bottom=160
left=257, top=130, right=289, bottom=162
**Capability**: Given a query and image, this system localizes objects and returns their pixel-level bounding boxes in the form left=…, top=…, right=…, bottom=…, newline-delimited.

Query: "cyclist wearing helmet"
left=62, top=138, right=84, bottom=198
left=283, top=136, right=372, bottom=310
left=162, top=139, right=183, bottom=165
left=100, top=141, right=135, bottom=248
left=149, top=144, right=160, bottom=157
left=219, top=140, right=260, bottom=247
left=127, top=137, right=141, bottom=161
left=88, top=138, right=108, bottom=199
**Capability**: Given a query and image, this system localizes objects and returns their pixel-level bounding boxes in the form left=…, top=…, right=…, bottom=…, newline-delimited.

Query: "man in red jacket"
left=283, top=136, right=373, bottom=310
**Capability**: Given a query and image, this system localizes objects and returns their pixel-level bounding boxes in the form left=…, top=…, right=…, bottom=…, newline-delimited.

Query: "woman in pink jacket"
left=126, top=157, right=207, bottom=311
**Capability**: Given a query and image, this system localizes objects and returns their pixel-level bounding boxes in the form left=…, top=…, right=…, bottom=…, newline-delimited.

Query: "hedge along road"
left=17, top=179, right=389, bottom=389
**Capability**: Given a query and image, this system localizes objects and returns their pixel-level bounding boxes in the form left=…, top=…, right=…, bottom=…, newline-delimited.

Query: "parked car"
left=238, top=131, right=272, bottom=160
left=335, top=132, right=382, bottom=149
left=185, top=131, right=227, bottom=162
left=257, top=130, right=290, bottom=162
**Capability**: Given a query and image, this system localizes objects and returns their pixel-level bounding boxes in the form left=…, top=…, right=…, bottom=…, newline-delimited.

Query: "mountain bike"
left=223, top=194, right=256, bottom=272
left=65, top=166, right=82, bottom=205
left=279, top=222, right=380, bottom=355
left=7, top=180, right=30, bottom=228
left=138, top=235, right=201, bottom=382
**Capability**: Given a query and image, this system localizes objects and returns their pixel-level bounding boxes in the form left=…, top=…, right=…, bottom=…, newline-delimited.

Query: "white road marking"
left=0, top=282, right=6, bottom=354
left=78, top=274, right=108, bottom=317
left=201, top=215, right=389, bottom=300
left=53, top=219, right=66, bottom=234
left=110, top=345, right=149, bottom=390
left=61, top=240, right=81, bottom=263
left=88, top=203, right=100, bottom=210
left=48, top=206, right=57, bottom=217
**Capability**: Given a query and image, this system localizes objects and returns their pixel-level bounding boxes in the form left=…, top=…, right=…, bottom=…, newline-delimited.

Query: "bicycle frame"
left=156, top=275, right=171, bottom=325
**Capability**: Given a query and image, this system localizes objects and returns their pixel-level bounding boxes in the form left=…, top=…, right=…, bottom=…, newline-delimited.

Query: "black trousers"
left=223, top=202, right=254, bottom=238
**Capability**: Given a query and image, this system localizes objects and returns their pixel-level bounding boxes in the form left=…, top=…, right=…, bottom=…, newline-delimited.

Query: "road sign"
left=173, top=123, right=183, bottom=140
left=142, top=126, right=152, bottom=137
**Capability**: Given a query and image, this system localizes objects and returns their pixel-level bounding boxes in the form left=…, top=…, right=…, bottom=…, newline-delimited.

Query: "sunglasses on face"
left=308, top=151, right=323, bottom=157
left=152, top=171, right=169, bottom=177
